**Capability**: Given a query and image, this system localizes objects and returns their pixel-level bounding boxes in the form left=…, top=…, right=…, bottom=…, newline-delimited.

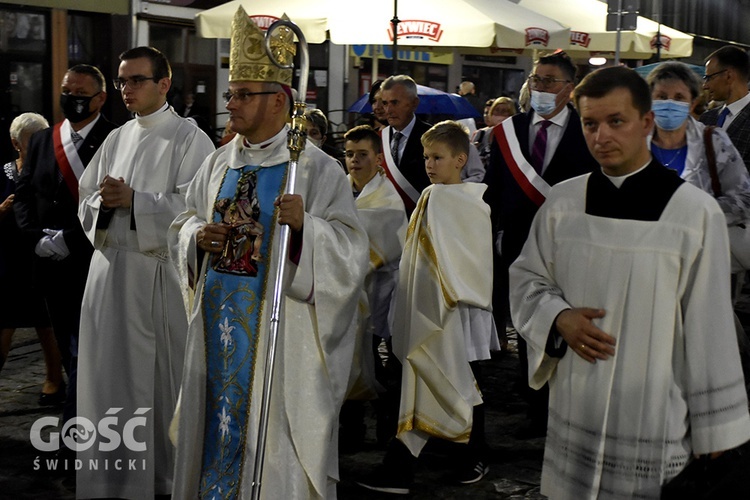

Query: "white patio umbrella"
left=195, top=0, right=329, bottom=41
left=329, top=0, right=570, bottom=49
left=516, top=0, right=693, bottom=59
left=195, top=0, right=570, bottom=51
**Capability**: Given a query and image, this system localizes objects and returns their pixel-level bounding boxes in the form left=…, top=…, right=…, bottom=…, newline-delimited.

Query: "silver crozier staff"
left=250, top=18, right=309, bottom=500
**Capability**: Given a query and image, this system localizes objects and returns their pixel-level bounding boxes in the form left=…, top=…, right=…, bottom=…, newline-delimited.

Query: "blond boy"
left=358, top=121, right=499, bottom=494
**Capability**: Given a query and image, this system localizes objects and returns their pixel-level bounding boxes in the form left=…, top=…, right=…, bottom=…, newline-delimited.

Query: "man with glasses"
left=169, top=9, right=367, bottom=498
left=75, top=46, right=214, bottom=499
left=483, top=51, right=598, bottom=439
left=701, top=46, right=750, bottom=171
left=15, top=64, right=116, bottom=447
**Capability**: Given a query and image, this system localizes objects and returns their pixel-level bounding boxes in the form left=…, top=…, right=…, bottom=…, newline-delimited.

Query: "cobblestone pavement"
left=0, top=328, right=543, bottom=499
left=4, top=304, right=750, bottom=499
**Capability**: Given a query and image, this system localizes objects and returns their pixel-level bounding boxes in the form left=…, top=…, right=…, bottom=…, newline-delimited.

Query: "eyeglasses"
left=528, top=74, right=570, bottom=90
left=222, top=90, right=278, bottom=104
left=702, top=69, right=728, bottom=82
left=113, top=76, right=161, bottom=91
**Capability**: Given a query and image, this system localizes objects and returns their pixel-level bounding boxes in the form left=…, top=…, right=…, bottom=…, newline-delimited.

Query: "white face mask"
left=530, top=89, right=560, bottom=117
left=308, top=137, right=322, bottom=148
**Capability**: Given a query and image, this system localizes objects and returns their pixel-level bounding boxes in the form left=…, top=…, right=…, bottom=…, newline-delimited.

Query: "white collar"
left=67, top=113, right=101, bottom=140
left=602, top=159, right=651, bottom=188
left=393, top=114, right=417, bottom=141
left=725, top=91, right=750, bottom=118
left=227, top=125, right=290, bottom=169
left=532, top=105, right=570, bottom=128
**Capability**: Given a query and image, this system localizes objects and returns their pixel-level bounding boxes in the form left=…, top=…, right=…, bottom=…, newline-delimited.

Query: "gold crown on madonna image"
left=230, top=6, right=295, bottom=86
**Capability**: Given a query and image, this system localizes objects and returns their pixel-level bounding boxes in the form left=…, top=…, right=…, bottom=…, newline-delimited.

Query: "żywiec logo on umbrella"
left=525, top=27, right=550, bottom=46
left=571, top=31, right=591, bottom=48
left=651, top=34, right=672, bottom=51
left=249, top=15, right=281, bottom=31
left=388, top=20, right=444, bottom=42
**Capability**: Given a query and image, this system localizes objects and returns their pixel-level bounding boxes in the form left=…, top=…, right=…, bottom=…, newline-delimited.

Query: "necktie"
left=71, top=131, right=84, bottom=150
left=391, top=130, right=403, bottom=166
left=717, top=107, right=730, bottom=127
left=531, top=121, right=552, bottom=174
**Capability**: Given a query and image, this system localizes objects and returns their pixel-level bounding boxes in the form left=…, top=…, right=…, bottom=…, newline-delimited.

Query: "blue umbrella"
left=634, top=62, right=705, bottom=79
left=348, top=84, right=481, bottom=119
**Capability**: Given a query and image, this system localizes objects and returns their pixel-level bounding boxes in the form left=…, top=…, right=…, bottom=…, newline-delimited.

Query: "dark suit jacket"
left=701, top=102, right=750, bottom=172
left=14, top=115, right=117, bottom=285
left=484, top=106, right=598, bottom=264
left=384, top=118, right=432, bottom=214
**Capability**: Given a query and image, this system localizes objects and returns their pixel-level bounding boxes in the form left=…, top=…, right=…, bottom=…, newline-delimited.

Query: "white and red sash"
left=52, top=121, right=86, bottom=202
left=493, top=119, right=551, bottom=207
left=380, top=127, right=420, bottom=212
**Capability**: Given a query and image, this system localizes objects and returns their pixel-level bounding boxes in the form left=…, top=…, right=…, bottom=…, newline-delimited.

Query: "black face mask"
left=60, top=92, right=100, bottom=123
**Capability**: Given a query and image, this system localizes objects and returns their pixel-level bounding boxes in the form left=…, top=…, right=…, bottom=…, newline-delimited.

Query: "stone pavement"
left=0, top=328, right=543, bottom=499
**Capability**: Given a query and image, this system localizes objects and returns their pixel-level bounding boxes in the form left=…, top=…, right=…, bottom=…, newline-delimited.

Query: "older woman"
left=647, top=62, right=750, bottom=236
left=0, top=112, right=64, bottom=405
left=472, top=96, right=517, bottom=169
left=369, top=79, right=388, bottom=131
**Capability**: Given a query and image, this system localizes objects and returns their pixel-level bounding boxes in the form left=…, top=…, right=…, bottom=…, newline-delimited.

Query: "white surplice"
left=168, top=129, right=368, bottom=499
left=510, top=172, right=750, bottom=500
left=345, top=170, right=407, bottom=399
left=76, top=107, right=215, bottom=499
left=393, top=182, right=499, bottom=457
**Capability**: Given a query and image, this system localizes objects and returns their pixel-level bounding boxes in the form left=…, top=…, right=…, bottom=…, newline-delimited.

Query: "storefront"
left=0, top=1, right=130, bottom=160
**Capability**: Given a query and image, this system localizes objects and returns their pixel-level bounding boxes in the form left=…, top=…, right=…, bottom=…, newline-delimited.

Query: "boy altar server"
left=342, top=125, right=407, bottom=399
left=359, top=121, right=499, bottom=494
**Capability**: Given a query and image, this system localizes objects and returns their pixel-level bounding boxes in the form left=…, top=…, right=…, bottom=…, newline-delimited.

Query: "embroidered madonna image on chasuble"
left=214, top=170, right=264, bottom=276
left=199, top=162, right=287, bottom=498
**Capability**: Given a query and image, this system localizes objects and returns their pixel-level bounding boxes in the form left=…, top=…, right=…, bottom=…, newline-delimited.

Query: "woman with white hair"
left=0, top=112, right=65, bottom=405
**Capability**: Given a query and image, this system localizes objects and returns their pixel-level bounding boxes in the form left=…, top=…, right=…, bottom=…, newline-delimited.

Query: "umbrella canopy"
left=517, top=0, right=693, bottom=59
left=634, top=62, right=705, bottom=79
left=195, top=0, right=570, bottom=51
left=330, top=0, right=569, bottom=49
left=195, top=0, right=329, bottom=42
left=348, top=84, right=481, bottom=119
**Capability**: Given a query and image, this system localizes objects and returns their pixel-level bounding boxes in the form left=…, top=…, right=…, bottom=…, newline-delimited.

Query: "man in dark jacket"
left=484, top=51, right=598, bottom=437
left=15, top=64, right=117, bottom=428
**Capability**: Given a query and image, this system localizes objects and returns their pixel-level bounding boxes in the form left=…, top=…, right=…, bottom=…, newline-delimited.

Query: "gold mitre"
left=229, top=6, right=295, bottom=86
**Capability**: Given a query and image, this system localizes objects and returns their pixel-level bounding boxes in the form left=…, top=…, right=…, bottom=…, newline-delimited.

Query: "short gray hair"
left=382, top=75, right=418, bottom=100
left=10, top=112, right=49, bottom=142
left=646, top=61, right=702, bottom=100
left=262, top=81, right=291, bottom=115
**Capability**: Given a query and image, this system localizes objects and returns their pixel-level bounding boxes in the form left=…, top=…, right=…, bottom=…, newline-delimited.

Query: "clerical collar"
left=242, top=127, right=286, bottom=150
left=137, top=101, right=169, bottom=118
left=602, top=159, right=651, bottom=188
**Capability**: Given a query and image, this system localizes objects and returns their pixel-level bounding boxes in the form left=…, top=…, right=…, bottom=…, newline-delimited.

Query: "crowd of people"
left=2, top=5, right=750, bottom=498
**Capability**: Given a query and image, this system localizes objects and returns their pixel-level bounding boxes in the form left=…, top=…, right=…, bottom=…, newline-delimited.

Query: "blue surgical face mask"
left=652, top=99, right=691, bottom=131
left=530, top=90, right=559, bottom=117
